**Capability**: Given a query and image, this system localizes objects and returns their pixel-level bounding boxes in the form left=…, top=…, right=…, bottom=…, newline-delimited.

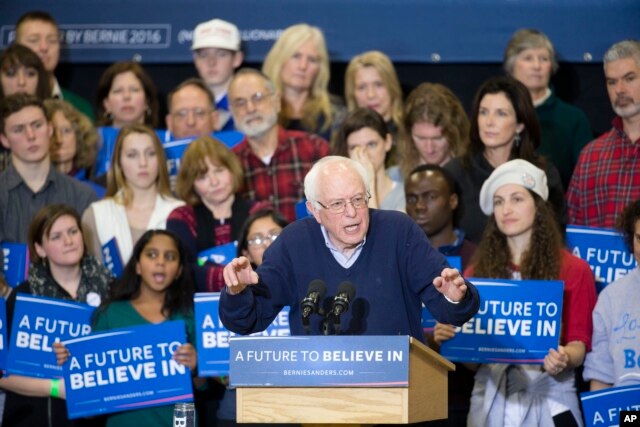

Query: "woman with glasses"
left=237, top=208, right=289, bottom=268
left=167, top=135, right=249, bottom=292
left=334, top=108, right=405, bottom=212
left=44, top=99, right=105, bottom=197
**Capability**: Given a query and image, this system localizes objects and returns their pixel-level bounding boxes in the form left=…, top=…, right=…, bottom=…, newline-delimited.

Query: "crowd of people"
left=0, top=8, right=639, bottom=427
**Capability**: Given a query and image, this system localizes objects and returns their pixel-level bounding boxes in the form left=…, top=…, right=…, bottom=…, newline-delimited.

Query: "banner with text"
left=230, top=335, right=410, bottom=387
left=7, top=294, right=94, bottom=378
left=197, top=242, right=237, bottom=267
left=63, top=320, right=193, bottom=419
left=580, top=385, right=640, bottom=427
left=194, top=292, right=290, bottom=377
left=566, top=225, right=636, bottom=293
left=440, top=279, right=564, bottom=364
left=101, top=238, right=124, bottom=278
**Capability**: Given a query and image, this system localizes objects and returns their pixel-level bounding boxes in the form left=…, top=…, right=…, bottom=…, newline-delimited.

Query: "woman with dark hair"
left=0, top=43, right=50, bottom=100
left=237, top=208, right=289, bottom=267
left=1, top=204, right=113, bottom=427
left=82, top=125, right=183, bottom=264
left=445, top=76, right=566, bottom=243
left=334, top=107, right=405, bottom=211
left=96, top=61, right=159, bottom=129
left=167, top=135, right=249, bottom=292
left=583, top=200, right=640, bottom=390
left=436, top=159, right=596, bottom=426
left=56, top=229, right=199, bottom=427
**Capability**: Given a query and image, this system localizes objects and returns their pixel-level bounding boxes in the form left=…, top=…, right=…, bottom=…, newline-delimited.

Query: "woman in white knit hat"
left=435, top=159, right=596, bottom=427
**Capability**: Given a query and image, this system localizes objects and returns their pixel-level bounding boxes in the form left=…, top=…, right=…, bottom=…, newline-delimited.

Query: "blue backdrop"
left=1, top=1, right=638, bottom=64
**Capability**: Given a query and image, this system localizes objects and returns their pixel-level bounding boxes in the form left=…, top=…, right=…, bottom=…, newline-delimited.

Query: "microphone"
left=331, top=281, right=356, bottom=317
left=301, top=280, right=327, bottom=321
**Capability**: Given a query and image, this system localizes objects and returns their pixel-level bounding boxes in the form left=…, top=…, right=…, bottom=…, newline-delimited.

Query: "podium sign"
left=231, top=335, right=409, bottom=387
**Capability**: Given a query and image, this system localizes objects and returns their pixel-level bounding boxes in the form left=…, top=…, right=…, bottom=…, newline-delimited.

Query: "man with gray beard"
left=229, top=68, right=330, bottom=222
left=567, top=39, right=640, bottom=228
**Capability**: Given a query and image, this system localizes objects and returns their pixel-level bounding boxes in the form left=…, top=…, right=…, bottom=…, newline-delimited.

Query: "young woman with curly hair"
left=435, top=159, right=596, bottom=427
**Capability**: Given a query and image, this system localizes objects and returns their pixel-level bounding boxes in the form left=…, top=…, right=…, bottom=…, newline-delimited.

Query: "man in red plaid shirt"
left=567, top=40, right=640, bottom=228
left=229, top=68, right=330, bottom=222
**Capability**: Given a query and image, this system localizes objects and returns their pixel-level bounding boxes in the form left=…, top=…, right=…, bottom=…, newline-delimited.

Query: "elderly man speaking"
left=220, top=156, right=479, bottom=339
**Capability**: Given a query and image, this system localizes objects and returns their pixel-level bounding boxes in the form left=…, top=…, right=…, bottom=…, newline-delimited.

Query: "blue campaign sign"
left=163, top=137, right=193, bottom=181
left=230, top=335, right=409, bottom=387
left=194, top=293, right=290, bottom=377
left=421, top=256, right=462, bottom=333
left=295, top=200, right=310, bottom=220
left=0, top=298, right=7, bottom=369
left=440, top=278, right=564, bottom=364
left=566, top=225, right=636, bottom=293
left=197, top=242, right=238, bottom=267
left=580, top=385, right=640, bottom=427
left=63, top=320, right=193, bottom=419
left=7, top=294, right=94, bottom=378
left=101, top=238, right=123, bottom=278
left=1, top=242, right=29, bottom=287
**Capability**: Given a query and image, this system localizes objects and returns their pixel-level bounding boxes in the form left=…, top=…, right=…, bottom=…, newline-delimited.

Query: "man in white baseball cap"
left=191, top=18, right=244, bottom=131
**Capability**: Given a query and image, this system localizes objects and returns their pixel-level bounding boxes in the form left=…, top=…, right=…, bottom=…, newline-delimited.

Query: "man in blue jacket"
left=221, top=156, right=479, bottom=340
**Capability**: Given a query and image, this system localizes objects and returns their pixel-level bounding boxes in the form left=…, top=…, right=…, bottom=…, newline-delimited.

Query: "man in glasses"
left=220, top=156, right=479, bottom=339
left=229, top=68, right=330, bottom=222
left=166, top=78, right=218, bottom=140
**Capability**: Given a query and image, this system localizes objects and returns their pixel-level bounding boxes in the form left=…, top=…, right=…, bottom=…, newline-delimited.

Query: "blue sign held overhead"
left=194, top=293, right=290, bottom=377
left=63, top=320, right=193, bottom=419
left=566, top=225, right=636, bottom=293
left=230, top=335, right=410, bottom=387
left=7, top=294, right=95, bottom=378
left=440, top=278, right=564, bottom=364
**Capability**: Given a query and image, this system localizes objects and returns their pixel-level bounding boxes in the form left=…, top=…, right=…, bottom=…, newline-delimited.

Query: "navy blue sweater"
left=220, top=209, right=479, bottom=341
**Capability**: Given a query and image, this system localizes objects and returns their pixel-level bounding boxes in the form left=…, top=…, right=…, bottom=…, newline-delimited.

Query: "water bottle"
left=173, top=402, right=195, bottom=427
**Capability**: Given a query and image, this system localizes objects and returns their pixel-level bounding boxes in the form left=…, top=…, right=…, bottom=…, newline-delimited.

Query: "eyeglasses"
left=171, top=108, right=212, bottom=121
left=230, top=91, right=273, bottom=111
left=247, top=231, right=281, bottom=247
left=316, top=193, right=371, bottom=214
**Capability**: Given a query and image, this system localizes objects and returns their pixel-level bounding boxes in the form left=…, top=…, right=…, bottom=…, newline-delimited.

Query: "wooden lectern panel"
left=236, top=338, right=454, bottom=424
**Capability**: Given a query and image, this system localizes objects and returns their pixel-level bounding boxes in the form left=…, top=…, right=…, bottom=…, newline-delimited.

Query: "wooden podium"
left=234, top=336, right=454, bottom=424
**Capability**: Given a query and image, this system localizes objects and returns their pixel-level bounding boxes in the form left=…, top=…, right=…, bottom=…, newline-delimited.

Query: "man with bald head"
left=219, top=156, right=480, bottom=339
left=229, top=68, right=330, bottom=222
left=166, top=78, right=218, bottom=140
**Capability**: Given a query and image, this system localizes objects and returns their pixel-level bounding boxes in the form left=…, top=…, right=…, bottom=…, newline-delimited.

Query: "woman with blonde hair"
left=344, top=51, right=404, bottom=144
left=399, top=82, right=469, bottom=178
left=167, top=135, right=251, bottom=292
left=262, top=23, right=345, bottom=141
left=503, top=29, right=592, bottom=189
left=82, top=124, right=183, bottom=264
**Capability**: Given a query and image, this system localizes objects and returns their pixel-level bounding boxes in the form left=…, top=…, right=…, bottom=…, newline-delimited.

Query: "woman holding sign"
left=167, top=135, right=250, bottom=292
left=435, top=159, right=596, bottom=426
left=2, top=204, right=113, bottom=427
left=82, top=125, right=184, bottom=266
left=56, top=229, right=199, bottom=427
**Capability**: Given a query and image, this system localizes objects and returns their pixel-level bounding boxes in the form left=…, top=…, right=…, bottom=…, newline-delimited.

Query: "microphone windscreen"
left=308, top=279, right=327, bottom=299
left=336, top=281, right=356, bottom=300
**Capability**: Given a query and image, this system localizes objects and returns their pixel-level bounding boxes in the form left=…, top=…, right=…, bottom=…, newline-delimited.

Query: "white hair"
left=304, top=156, right=371, bottom=205
left=603, top=40, right=640, bottom=69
